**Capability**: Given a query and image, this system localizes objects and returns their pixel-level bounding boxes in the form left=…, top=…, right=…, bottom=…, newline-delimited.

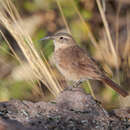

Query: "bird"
left=40, top=31, right=128, bottom=97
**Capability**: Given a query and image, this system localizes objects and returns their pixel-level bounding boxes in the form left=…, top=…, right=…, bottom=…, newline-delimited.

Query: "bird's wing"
left=66, top=46, right=103, bottom=79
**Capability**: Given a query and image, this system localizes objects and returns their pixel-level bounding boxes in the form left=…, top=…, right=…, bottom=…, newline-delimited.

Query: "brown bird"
left=40, top=32, right=128, bottom=97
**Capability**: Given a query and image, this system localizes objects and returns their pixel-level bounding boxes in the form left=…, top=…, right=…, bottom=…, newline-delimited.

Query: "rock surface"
left=0, top=88, right=130, bottom=130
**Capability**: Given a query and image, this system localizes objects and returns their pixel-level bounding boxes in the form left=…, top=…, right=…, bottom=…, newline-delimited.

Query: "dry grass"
left=71, top=0, right=98, bottom=48
left=0, top=0, right=62, bottom=97
left=96, top=0, right=118, bottom=68
left=95, top=0, right=130, bottom=69
left=56, top=0, right=71, bottom=34
left=123, top=11, right=130, bottom=58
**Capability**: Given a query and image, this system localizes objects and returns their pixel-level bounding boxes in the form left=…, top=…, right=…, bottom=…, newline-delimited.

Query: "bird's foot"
left=63, top=80, right=85, bottom=91
left=73, top=80, right=84, bottom=88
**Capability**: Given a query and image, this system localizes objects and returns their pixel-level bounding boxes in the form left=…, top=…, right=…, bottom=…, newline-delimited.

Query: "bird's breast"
left=53, top=49, right=79, bottom=81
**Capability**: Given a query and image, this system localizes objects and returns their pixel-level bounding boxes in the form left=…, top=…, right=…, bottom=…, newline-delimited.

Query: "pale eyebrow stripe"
left=54, top=32, right=72, bottom=38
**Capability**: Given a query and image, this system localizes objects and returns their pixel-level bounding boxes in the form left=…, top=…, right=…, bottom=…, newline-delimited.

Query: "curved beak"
left=39, top=36, right=54, bottom=42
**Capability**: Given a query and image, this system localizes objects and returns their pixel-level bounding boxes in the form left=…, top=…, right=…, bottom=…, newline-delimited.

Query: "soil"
left=0, top=88, right=130, bottom=130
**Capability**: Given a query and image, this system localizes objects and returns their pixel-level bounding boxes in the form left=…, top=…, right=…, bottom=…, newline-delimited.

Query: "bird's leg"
left=73, top=79, right=86, bottom=88
left=73, top=80, right=82, bottom=88
left=63, top=79, right=86, bottom=91
left=63, top=79, right=85, bottom=91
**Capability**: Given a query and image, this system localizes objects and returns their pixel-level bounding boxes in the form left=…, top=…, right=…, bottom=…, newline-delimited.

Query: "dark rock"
left=0, top=88, right=129, bottom=130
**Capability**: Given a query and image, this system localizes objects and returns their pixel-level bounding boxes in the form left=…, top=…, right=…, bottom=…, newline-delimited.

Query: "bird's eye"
left=60, top=37, right=63, bottom=40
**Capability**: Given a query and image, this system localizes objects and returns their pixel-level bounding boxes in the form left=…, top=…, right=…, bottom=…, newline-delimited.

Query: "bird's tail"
left=101, top=75, right=128, bottom=97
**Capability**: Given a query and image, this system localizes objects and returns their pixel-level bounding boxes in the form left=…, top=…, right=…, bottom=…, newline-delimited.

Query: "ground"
left=0, top=88, right=130, bottom=130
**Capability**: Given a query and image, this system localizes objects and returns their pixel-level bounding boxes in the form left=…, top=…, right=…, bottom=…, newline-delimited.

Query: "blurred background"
left=0, top=0, right=130, bottom=109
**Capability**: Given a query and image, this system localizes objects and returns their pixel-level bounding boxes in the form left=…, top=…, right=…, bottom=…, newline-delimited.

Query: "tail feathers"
left=101, top=76, right=128, bottom=97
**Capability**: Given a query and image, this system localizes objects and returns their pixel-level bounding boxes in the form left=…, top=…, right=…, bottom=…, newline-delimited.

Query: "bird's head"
left=40, top=32, right=75, bottom=50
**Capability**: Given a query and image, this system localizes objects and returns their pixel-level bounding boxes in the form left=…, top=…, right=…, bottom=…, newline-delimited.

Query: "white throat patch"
left=53, top=40, right=68, bottom=50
